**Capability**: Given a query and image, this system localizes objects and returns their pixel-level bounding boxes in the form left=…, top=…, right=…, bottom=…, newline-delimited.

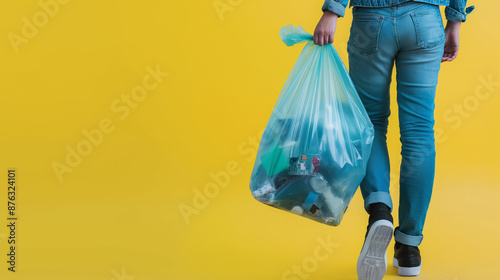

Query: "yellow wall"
left=0, top=0, right=497, bottom=279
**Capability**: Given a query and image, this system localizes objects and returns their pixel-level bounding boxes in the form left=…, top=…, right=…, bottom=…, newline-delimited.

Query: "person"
left=313, top=0, right=474, bottom=279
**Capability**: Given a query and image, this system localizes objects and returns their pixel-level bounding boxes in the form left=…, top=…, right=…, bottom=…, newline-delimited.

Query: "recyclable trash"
left=249, top=25, right=374, bottom=226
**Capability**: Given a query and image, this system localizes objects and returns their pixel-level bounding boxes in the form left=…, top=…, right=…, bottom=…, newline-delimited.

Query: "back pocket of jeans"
left=348, top=16, right=384, bottom=55
left=410, top=10, right=445, bottom=49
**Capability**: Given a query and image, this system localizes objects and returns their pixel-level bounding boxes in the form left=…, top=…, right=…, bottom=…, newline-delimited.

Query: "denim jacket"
left=322, top=0, right=475, bottom=22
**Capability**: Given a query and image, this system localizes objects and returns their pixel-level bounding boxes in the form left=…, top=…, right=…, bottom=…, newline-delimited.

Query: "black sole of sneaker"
left=357, top=220, right=394, bottom=280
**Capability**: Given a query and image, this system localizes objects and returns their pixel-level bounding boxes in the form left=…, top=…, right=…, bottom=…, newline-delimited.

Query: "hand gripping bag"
left=249, top=25, right=374, bottom=226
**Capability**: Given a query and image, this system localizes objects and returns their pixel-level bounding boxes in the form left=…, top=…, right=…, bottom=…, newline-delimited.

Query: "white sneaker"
left=357, top=220, right=394, bottom=280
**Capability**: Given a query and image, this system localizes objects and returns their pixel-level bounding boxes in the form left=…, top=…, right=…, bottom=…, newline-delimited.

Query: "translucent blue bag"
left=249, top=25, right=374, bottom=226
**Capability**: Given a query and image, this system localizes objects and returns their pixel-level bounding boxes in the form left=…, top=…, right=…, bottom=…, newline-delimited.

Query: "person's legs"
left=348, top=7, right=397, bottom=213
left=394, top=2, right=444, bottom=248
left=392, top=2, right=445, bottom=276
left=348, top=6, right=398, bottom=280
left=349, top=2, right=445, bottom=278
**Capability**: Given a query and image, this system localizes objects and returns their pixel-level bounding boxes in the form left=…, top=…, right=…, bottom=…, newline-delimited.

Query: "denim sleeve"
left=322, top=0, right=349, bottom=17
left=445, top=0, right=475, bottom=22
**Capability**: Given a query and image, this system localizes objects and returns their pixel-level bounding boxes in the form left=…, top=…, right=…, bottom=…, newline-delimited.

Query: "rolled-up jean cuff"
left=394, top=228, right=423, bottom=246
left=364, top=191, right=393, bottom=213
left=444, top=7, right=466, bottom=22
left=322, top=0, right=346, bottom=17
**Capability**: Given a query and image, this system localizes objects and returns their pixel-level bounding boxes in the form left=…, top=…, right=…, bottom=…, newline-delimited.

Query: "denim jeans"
left=347, top=1, right=445, bottom=246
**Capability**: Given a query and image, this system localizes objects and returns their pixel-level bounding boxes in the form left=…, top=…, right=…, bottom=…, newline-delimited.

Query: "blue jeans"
left=347, top=2, right=445, bottom=246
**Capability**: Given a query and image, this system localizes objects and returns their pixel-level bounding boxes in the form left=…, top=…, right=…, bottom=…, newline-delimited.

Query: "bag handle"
left=279, top=25, right=314, bottom=47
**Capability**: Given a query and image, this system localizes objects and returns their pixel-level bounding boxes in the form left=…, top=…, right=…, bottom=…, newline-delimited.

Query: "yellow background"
left=0, top=0, right=498, bottom=279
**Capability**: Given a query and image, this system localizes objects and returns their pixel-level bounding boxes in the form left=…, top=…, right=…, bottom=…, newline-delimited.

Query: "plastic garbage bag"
left=249, top=25, right=374, bottom=226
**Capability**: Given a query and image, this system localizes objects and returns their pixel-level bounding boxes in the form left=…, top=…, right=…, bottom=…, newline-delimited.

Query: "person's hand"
left=314, top=11, right=339, bottom=46
left=442, top=21, right=461, bottom=62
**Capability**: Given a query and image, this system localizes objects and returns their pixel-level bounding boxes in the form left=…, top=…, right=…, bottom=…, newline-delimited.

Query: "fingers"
left=442, top=54, right=451, bottom=62
left=313, top=34, right=333, bottom=46
left=314, top=32, right=324, bottom=46
left=441, top=30, right=460, bottom=62
left=327, top=34, right=334, bottom=44
left=441, top=54, right=457, bottom=62
left=441, top=49, right=459, bottom=62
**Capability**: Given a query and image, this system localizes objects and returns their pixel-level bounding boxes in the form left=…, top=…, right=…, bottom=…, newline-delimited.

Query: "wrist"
left=324, top=10, right=339, bottom=19
left=446, top=20, right=461, bottom=32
